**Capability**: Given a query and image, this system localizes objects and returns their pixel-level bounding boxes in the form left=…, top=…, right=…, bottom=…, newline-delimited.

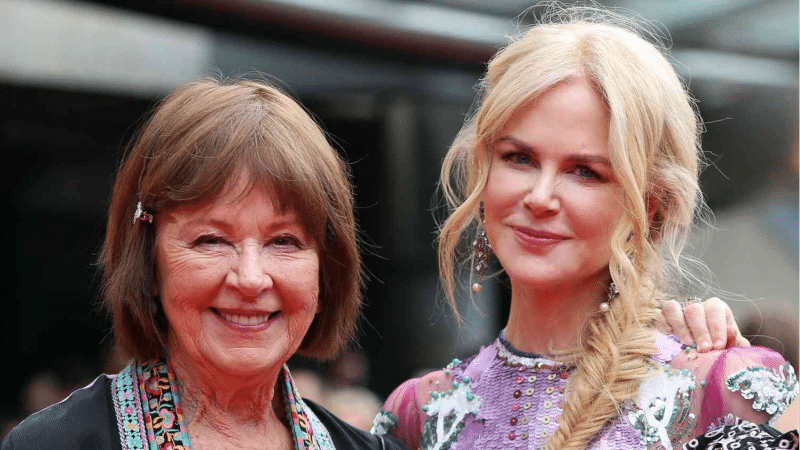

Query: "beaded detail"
left=726, top=363, right=799, bottom=423
left=628, top=366, right=696, bottom=449
left=370, top=410, right=399, bottom=436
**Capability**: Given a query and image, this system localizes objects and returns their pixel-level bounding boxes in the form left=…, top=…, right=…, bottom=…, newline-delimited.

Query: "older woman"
left=372, top=6, right=798, bottom=450
left=2, top=79, right=405, bottom=450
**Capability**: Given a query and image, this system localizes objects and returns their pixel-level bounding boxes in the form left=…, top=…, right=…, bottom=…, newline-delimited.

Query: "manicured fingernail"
left=699, top=341, right=711, bottom=352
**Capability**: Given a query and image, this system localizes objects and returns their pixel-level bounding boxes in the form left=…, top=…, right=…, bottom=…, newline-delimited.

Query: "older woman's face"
left=483, top=77, right=624, bottom=292
left=153, top=175, right=319, bottom=377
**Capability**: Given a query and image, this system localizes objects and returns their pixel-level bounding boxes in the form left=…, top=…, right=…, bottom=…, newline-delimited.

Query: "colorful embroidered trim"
left=282, top=365, right=335, bottom=450
left=138, top=360, right=193, bottom=449
left=113, top=360, right=193, bottom=450
left=114, top=361, right=334, bottom=450
left=113, top=363, right=148, bottom=449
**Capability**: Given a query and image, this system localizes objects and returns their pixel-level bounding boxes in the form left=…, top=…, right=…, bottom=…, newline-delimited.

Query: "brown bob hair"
left=99, top=78, right=362, bottom=361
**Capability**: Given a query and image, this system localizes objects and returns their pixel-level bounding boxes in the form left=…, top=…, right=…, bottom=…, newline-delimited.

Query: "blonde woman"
left=371, top=6, right=798, bottom=450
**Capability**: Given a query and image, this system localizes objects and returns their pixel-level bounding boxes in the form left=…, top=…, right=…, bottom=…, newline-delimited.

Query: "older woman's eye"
left=191, top=235, right=229, bottom=247
left=270, top=234, right=303, bottom=249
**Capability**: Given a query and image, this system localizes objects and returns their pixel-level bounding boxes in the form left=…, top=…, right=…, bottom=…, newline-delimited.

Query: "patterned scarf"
left=112, top=359, right=335, bottom=450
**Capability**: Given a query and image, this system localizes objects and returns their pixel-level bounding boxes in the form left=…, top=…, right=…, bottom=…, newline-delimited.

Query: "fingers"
left=726, top=306, right=751, bottom=348
left=660, top=299, right=695, bottom=347
left=701, top=297, right=728, bottom=350
left=683, top=301, right=712, bottom=352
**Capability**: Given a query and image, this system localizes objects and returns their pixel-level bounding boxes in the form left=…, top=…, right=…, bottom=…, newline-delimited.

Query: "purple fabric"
left=447, top=340, right=648, bottom=449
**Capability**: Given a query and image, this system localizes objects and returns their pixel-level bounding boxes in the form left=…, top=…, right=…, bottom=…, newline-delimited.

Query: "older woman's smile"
left=154, top=173, right=320, bottom=377
left=210, top=308, right=280, bottom=328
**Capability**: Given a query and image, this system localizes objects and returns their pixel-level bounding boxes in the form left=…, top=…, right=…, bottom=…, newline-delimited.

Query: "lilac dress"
left=371, top=333, right=798, bottom=450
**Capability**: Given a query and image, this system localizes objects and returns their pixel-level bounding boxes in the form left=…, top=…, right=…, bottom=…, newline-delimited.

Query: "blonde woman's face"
left=153, top=173, right=320, bottom=380
left=484, top=77, right=624, bottom=293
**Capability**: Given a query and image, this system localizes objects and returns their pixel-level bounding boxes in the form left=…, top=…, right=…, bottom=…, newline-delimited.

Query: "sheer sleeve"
left=370, top=370, right=453, bottom=450
left=670, top=345, right=798, bottom=444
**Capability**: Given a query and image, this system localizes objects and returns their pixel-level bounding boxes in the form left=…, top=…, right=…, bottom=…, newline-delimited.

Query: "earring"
left=134, top=201, right=153, bottom=224
left=600, top=281, right=619, bottom=312
left=472, top=203, right=492, bottom=293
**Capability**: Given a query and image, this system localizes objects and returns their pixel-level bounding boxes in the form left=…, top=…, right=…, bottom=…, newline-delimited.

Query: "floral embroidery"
left=282, top=365, right=335, bottom=450
left=420, top=370, right=482, bottom=450
left=138, top=360, right=192, bottom=449
left=370, top=410, right=398, bottom=436
left=726, top=363, right=799, bottom=423
left=628, top=366, right=696, bottom=449
left=113, top=360, right=335, bottom=450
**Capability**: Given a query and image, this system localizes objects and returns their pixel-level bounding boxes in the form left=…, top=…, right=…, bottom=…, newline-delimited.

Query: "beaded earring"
left=471, top=203, right=492, bottom=293
left=600, top=281, right=620, bottom=312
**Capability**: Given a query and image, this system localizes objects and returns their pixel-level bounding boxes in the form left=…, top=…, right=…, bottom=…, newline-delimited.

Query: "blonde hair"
left=100, top=78, right=362, bottom=362
left=438, top=6, right=703, bottom=450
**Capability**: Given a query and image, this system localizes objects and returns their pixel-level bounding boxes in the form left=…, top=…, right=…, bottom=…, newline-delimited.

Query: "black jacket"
left=2, top=375, right=406, bottom=450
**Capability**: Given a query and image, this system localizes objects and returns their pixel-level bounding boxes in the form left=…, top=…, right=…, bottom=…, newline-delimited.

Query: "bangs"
left=140, top=89, right=330, bottom=242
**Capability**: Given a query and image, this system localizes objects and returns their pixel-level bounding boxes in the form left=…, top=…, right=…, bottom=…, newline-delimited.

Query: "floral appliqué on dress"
left=726, top=363, right=798, bottom=424
left=628, top=366, right=696, bottom=450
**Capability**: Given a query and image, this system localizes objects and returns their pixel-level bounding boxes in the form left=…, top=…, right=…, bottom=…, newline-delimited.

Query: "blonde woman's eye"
left=503, top=151, right=532, bottom=166
left=574, top=166, right=602, bottom=181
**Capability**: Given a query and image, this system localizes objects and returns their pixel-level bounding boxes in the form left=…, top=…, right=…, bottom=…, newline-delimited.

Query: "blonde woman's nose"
left=523, top=173, right=560, bottom=215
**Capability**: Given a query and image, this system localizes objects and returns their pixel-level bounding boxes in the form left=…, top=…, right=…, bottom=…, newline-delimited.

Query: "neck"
left=504, top=278, right=608, bottom=355
left=167, top=349, right=290, bottom=448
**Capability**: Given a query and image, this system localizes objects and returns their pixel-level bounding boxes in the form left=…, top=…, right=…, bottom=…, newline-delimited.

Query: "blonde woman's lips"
left=512, top=226, right=567, bottom=246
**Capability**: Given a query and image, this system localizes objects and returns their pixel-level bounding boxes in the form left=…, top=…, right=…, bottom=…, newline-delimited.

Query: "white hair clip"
left=133, top=201, right=153, bottom=224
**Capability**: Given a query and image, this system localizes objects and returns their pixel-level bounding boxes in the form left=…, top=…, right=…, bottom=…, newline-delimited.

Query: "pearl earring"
left=600, top=281, right=619, bottom=312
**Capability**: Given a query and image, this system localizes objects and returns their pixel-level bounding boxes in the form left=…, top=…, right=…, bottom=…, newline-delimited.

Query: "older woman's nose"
left=523, top=173, right=560, bottom=215
left=231, top=247, right=273, bottom=298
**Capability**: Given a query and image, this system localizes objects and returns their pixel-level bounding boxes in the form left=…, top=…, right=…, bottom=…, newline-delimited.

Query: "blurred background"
left=1, top=0, right=797, bottom=434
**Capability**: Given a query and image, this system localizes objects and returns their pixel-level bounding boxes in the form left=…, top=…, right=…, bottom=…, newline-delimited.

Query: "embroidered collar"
left=496, top=330, right=575, bottom=371
left=111, top=359, right=334, bottom=450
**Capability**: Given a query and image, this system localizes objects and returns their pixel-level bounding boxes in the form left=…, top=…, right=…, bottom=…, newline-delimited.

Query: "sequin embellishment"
left=726, top=363, right=799, bottom=424
left=628, top=366, right=696, bottom=449
left=371, top=410, right=399, bottom=436
left=419, top=359, right=481, bottom=450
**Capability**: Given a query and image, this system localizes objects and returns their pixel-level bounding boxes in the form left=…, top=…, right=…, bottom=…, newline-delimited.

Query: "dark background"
left=2, top=0, right=797, bottom=425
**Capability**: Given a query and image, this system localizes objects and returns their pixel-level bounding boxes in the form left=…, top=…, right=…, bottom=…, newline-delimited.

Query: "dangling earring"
left=600, top=281, right=619, bottom=312
left=472, top=203, right=492, bottom=293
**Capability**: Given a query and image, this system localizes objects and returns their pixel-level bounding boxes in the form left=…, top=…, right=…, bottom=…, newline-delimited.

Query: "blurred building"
left=1, top=0, right=797, bottom=420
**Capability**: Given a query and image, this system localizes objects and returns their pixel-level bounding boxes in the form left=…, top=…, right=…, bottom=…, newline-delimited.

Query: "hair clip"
left=133, top=201, right=153, bottom=224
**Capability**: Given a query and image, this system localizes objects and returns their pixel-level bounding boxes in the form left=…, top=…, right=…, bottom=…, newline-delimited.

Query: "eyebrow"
left=496, top=137, right=612, bottom=167
left=186, top=215, right=301, bottom=232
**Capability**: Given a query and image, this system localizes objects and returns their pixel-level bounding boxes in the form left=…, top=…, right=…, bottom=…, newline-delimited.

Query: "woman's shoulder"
left=666, top=344, right=798, bottom=432
left=1, top=374, right=121, bottom=450
left=304, top=399, right=407, bottom=450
